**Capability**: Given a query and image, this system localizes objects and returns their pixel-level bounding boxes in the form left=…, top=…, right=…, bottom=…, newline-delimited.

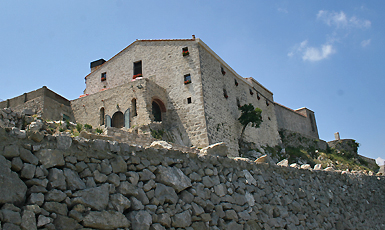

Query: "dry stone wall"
left=0, top=113, right=384, bottom=229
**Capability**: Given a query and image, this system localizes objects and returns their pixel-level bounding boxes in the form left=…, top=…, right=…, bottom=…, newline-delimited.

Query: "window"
left=223, top=89, right=228, bottom=99
left=234, top=79, right=238, bottom=86
left=221, top=67, right=226, bottom=75
left=187, top=97, right=192, bottom=104
left=184, top=74, right=191, bottom=84
left=249, top=89, right=254, bottom=95
left=100, top=107, right=105, bottom=125
left=257, top=93, right=261, bottom=100
left=266, top=100, right=269, bottom=106
left=131, top=99, right=137, bottom=117
left=236, top=98, right=241, bottom=107
left=182, top=47, right=189, bottom=56
left=133, top=61, right=142, bottom=79
left=101, top=72, right=106, bottom=82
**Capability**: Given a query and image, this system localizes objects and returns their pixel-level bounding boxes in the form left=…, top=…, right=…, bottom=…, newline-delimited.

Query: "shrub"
left=76, top=123, right=83, bottom=132
left=84, top=124, right=92, bottom=129
left=96, top=128, right=103, bottom=134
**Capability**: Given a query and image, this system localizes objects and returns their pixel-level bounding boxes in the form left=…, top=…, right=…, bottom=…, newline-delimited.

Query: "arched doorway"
left=111, top=111, right=124, bottom=128
left=152, top=101, right=162, bottom=122
left=100, top=107, right=105, bottom=126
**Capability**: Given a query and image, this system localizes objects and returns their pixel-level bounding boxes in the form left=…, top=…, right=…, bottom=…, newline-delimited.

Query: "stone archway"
left=111, top=111, right=124, bottom=128
left=152, top=101, right=162, bottom=122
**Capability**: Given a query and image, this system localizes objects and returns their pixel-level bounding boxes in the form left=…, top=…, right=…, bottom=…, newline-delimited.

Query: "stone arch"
left=111, top=111, right=124, bottom=128
left=152, top=98, right=166, bottom=122
left=131, top=98, right=137, bottom=117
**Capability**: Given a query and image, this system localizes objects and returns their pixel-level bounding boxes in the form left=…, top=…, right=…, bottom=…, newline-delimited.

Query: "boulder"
left=82, top=211, right=129, bottom=229
left=53, top=215, right=82, bottom=230
left=277, top=159, right=289, bottom=167
left=21, top=210, right=37, bottom=230
left=154, top=183, right=178, bottom=204
left=72, top=184, right=109, bottom=211
left=129, top=210, right=152, bottom=230
left=35, top=149, right=64, bottom=169
left=56, top=134, right=72, bottom=150
left=0, top=155, right=27, bottom=205
left=155, top=166, right=191, bottom=193
left=199, top=142, right=228, bottom=157
left=63, top=169, right=86, bottom=191
left=243, top=170, right=257, bottom=186
left=150, top=141, right=172, bottom=150
left=110, top=155, right=127, bottom=173
left=109, top=193, right=131, bottom=213
left=255, top=155, right=273, bottom=164
left=313, top=164, right=322, bottom=170
left=48, top=168, right=66, bottom=190
left=171, top=210, right=192, bottom=228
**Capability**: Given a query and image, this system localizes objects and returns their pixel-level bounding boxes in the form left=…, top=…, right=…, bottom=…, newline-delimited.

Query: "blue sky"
left=0, top=1, right=384, bottom=165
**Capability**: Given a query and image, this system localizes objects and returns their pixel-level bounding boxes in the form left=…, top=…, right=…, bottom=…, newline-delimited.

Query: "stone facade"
left=275, top=103, right=319, bottom=139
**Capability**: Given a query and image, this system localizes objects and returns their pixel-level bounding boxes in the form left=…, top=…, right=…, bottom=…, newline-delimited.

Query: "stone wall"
left=198, top=42, right=281, bottom=156
left=1, top=117, right=384, bottom=229
left=0, top=87, right=73, bottom=122
left=275, top=103, right=319, bottom=140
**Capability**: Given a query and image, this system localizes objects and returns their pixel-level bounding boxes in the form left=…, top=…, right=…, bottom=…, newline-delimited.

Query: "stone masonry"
left=0, top=109, right=384, bottom=229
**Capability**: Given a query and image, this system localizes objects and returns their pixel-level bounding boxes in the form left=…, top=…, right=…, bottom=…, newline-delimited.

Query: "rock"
left=48, top=168, right=66, bottom=190
left=155, top=166, right=192, bottom=193
left=107, top=173, right=120, bottom=186
left=110, top=155, right=127, bottom=173
left=0, top=209, right=21, bottom=225
left=0, top=155, right=27, bottom=205
left=130, top=197, right=144, bottom=210
left=139, top=169, right=155, bottom=181
left=2, top=223, right=22, bottom=230
left=53, top=215, right=82, bottom=230
left=43, top=202, right=68, bottom=216
left=324, top=167, right=335, bottom=171
left=214, top=184, right=227, bottom=197
left=3, top=145, right=20, bottom=158
left=117, top=181, right=139, bottom=196
left=64, top=169, right=86, bottom=191
left=45, top=189, right=67, bottom=202
left=255, top=155, right=273, bottom=164
left=150, top=141, right=172, bottom=150
left=277, top=159, right=289, bottom=167
left=20, top=163, right=36, bottom=179
left=28, top=131, right=44, bottom=143
left=191, top=202, right=204, bottom=216
left=151, top=223, right=166, bottom=230
left=21, top=210, right=37, bottom=230
left=290, top=163, right=300, bottom=169
left=19, top=148, right=38, bottom=165
left=301, top=164, right=312, bottom=170
left=28, top=121, right=43, bottom=132
left=171, top=210, right=192, bottom=228
left=199, top=142, right=228, bottom=157
left=225, top=210, right=238, bottom=221
left=314, top=164, right=322, bottom=170
left=11, top=157, right=23, bottom=172
left=154, top=183, right=178, bottom=204
left=243, top=170, right=257, bottom=186
left=28, top=193, right=44, bottom=206
left=82, top=211, right=130, bottom=229
left=72, top=184, right=109, bottom=210
left=56, top=134, right=72, bottom=150
left=35, top=149, right=64, bottom=168
left=129, top=210, right=152, bottom=230
left=109, top=193, right=131, bottom=213
left=245, top=192, right=255, bottom=206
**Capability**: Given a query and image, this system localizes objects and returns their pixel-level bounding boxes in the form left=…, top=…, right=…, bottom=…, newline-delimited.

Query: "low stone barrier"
left=0, top=126, right=384, bottom=230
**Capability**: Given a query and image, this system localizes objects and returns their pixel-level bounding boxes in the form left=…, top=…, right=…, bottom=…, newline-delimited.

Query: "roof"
left=274, top=102, right=307, bottom=118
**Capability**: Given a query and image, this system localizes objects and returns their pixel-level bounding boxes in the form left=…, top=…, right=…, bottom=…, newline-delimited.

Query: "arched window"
left=100, top=107, right=105, bottom=126
left=152, top=101, right=162, bottom=122
left=131, top=98, right=137, bottom=117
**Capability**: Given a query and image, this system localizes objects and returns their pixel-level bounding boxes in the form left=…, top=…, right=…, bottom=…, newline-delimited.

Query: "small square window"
left=223, top=89, right=228, bottom=99
left=101, top=72, right=106, bottom=81
left=184, top=74, right=191, bottom=84
left=221, top=67, right=226, bottom=75
left=182, top=47, right=189, bottom=56
left=235, top=79, right=238, bottom=86
left=187, top=97, right=192, bottom=104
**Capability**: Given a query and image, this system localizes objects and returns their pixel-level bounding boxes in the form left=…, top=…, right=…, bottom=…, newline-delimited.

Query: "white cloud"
left=317, top=10, right=371, bottom=29
left=376, top=157, right=385, bottom=166
left=361, top=39, right=371, bottom=47
left=288, top=40, right=335, bottom=62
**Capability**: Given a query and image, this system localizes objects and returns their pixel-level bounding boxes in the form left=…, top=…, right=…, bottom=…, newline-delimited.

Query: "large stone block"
left=82, top=211, right=130, bottom=229
left=35, top=149, right=65, bottom=168
left=0, top=155, right=27, bottom=205
left=155, top=166, right=191, bottom=193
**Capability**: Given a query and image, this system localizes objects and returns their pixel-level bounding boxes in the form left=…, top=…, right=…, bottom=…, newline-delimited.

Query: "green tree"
left=238, top=103, right=263, bottom=140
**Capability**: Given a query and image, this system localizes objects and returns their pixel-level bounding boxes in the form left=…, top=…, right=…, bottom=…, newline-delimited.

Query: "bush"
left=96, top=128, right=103, bottom=134
left=76, top=123, right=83, bottom=132
left=84, top=124, right=92, bottom=130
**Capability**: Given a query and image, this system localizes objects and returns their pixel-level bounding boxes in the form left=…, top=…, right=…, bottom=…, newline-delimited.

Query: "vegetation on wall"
left=238, top=103, right=263, bottom=140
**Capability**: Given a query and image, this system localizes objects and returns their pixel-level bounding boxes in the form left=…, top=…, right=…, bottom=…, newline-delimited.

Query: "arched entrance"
left=152, top=101, right=162, bottom=122
left=111, top=111, right=124, bottom=128
left=151, top=98, right=166, bottom=122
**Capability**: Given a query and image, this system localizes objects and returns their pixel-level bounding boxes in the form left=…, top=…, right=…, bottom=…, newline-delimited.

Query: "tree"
left=238, top=103, right=263, bottom=140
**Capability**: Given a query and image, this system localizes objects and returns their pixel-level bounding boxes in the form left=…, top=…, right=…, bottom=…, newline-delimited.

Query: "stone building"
left=1, top=36, right=320, bottom=156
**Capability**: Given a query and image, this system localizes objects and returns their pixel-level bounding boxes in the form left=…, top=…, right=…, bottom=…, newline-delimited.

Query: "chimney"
left=192, top=35, right=196, bottom=40
left=90, top=59, right=106, bottom=71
